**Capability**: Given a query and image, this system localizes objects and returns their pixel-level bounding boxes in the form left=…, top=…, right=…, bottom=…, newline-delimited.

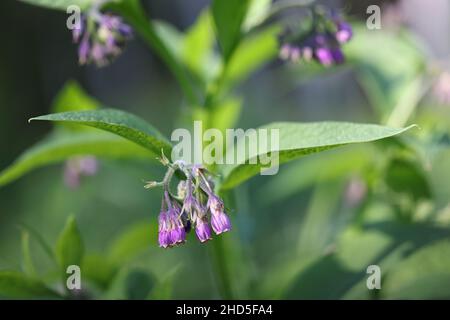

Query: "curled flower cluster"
left=148, top=161, right=231, bottom=249
left=278, top=9, right=353, bottom=66
left=72, top=8, right=133, bottom=67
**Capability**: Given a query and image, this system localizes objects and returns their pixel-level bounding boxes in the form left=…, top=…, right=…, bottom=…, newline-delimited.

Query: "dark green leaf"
left=0, top=271, right=60, bottom=299
left=126, top=269, right=155, bottom=300
left=30, top=109, right=172, bottom=156
left=385, top=158, right=431, bottom=200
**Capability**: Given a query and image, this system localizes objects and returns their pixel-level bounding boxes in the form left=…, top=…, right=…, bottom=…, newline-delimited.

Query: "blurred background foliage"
left=0, top=0, right=450, bottom=299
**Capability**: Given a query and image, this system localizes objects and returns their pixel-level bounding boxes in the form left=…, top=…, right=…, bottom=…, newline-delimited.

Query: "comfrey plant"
left=1, top=0, right=413, bottom=247
left=0, top=0, right=419, bottom=300
left=146, top=157, right=231, bottom=248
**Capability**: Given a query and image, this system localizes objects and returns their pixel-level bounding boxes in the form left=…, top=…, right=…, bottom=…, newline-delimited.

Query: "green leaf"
left=183, top=10, right=218, bottom=81
left=346, top=24, right=425, bottom=119
left=0, top=271, right=60, bottom=299
left=51, top=80, right=100, bottom=131
left=21, top=231, right=37, bottom=277
left=385, top=157, right=431, bottom=200
left=29, top=109, right=172, bottom=156
left=257, top=145, right=372, bottom=205
left=20, top=0, right=93, bottom=10
left=107, top=221, right=153, bottom=265
left=153, top=20, right=184, bottom=62
left=52, top=80, right=99, bottom=114
left=148, top=266, right=180, bottom=300
left=211, top=0, right=251, bottom=61
left=125, top=269, right=155, bottom=300
left=82, top=254, right=117, bottom=289
left=383, top=239, right=450, bottom=299
left=0, top=131, right=154, bottom=187
left=242, top=0, right=272, bottom=31
left=18, top=224, right=56, bottom=264
left=224, top=25, right=280, bottom=89
left=219, top=122, right=416, bottom=190
left=55, top=216, right=84, bottom=272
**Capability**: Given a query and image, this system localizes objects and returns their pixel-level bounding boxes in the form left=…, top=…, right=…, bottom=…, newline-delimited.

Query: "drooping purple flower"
left=168, top=207, right=186, bottom=245
left=207, top=194, right=224, bottom=216
left=331, top=48, right=345, bottom=64
left=195, top=216, right=212, bottom=243
left=211, top=211, right=232, bottom=235
left=72, top=17, right=84, bottom=43
left=335, top=21, right=353, bottom=44
left=158, top=211, right=171, bottom=248
left=279, top=44, right=292, bottom=60
left=206, top=193, right=232, bottom=234
left=315, top=47, right=334, bottom=66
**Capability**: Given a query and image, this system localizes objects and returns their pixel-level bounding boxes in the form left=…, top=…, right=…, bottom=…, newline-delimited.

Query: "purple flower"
left=207, top=194, right=224, bottom=215
left=64, top=156, right=98, bottom=189
left=335, top=21, right=353, bottom=44
left=169, top=207, right=186, bottom=245
left=331, top=48, right=345, bottom=64
left=278, top=8, right=352, bottom=67
left=71, top=12, right=133, bottom=67
left=211, top=211, right=232, bottom=235
left=315, top=47, right=334, bottom=66
left=158, top=209, right=186, bottom=248
left=150, top=163, right=233, bottom=248
left=195, top=217, right=212, bottom=243
left=158, top=211, right=171, bottom=248
left=72, top=18, right=84, bottom=43
left=279, top=44, right=291, bottom=60
left=206, top=193, right=232, bottom=234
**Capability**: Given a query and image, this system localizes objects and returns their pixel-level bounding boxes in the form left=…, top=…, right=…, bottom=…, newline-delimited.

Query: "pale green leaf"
left=0, top=132, right=154, bottom=187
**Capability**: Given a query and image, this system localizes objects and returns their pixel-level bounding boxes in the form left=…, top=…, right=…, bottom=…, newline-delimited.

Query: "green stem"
left=208, top=236, right=234, bottom=299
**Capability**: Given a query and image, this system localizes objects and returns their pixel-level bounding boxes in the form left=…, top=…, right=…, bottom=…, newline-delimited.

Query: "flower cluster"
left=278, top=9, right=353, bottom=66
left=147, top=160, right=231, bottom=249
left=64, top=156, right=98, bottom=189
left=72, top=9, right=133, bottom=67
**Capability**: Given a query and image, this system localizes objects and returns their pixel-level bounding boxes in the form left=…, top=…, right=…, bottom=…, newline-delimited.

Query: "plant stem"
left=208, top=236, right=234, bottom=299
